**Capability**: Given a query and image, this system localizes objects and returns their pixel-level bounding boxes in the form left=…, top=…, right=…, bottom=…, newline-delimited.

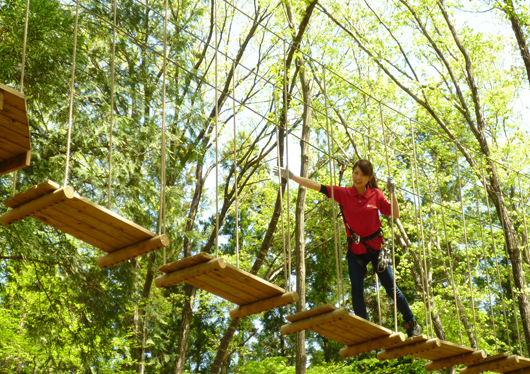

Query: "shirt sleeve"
left=319, top=184, right=329, bottom=197
left=377, top=189, right=392, bottom=216
left=325, top=185, right=347, bottom=205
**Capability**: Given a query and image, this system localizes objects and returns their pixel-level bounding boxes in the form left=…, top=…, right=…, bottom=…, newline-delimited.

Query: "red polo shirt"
left=326, top=184, right=391, bottom=255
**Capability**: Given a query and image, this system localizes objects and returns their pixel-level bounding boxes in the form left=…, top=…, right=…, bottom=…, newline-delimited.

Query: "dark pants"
left=347, top=251, right=415, bottom=322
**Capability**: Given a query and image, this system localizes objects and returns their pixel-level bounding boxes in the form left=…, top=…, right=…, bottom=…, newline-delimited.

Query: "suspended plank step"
left=1, top=180, right=168, bottom=268
left=460, top=353, right=530, bottom=374
left=0, top=83, right=31, bottom=176
left=155, top=252, right=298, bottom=319
left=280, top=304, right=405, bottom=357
left=377, top=333, right=484, bottom=369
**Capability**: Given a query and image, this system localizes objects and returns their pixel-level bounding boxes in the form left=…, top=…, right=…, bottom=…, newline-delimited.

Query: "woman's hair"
left=352, top=159, right=379, bottom=190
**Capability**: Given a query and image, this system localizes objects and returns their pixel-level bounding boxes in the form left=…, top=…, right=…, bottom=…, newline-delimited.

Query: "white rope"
left=435, top=167, right=464, bottom=345
left=64, top=0, right=81, bottom=187
left=13, top=0, right=31, bottom=197
left=108, top=0, right=117, bottom=209
left=379, top=105, right=398, bottom=332
left=214, top=0, right=219, bottom=258
left=284, top=41, right=292, bottom=295
left=274, top=88, right=288, bottom=298
left=481, top=156, right=513, bottom=351
left=322, top=65, right=344, bottom=308
left=410, top=122, right=431, bottom=334
left=455, top=150, right=479, bottom=342
left=20, top=0, right=30, bottom=93
left=159, top=0, right=169, bottom=265
left=233, top=64, right=239, bottom=268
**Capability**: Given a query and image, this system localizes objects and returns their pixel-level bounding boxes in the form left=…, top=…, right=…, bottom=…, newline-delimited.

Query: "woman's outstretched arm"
left=273, top=166, right=321, bottom=191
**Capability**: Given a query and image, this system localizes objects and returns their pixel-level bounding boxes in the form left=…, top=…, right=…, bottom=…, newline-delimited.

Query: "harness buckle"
left=353, top=233, right=361, bottom=245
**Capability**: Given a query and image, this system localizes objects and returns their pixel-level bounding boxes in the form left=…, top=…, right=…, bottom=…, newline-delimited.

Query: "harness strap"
left=339, top=204, right=383, bottom=253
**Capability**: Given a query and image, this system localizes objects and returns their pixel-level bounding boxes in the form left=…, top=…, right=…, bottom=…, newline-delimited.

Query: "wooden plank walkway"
left=0, top=83, right=31, bottom=175
left=460, top=353, right=530, bottom=374
left=378, top=334, right=484, bottom=370
left=280, top=304, right=405, bottom=357
left=155, top=252, right=298, bottom=319
left=1, top=180, right=168, bottom=268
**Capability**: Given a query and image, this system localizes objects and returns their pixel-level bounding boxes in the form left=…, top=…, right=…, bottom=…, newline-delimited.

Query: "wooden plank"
left=328, top=315, right=392, bottom=342
left=380, top=334, right=430, bottom=349
left=311, top=321, right=355, bottom=345
left=1, top=100, right=27, bottom=124
left=0, top=88, right=3, bottom=110
left=426, top=350, right=486, bottom=371
left=0, top=136, right=28, bottom=157
left=230, top=291, right=298, bottom=319
left=32, top=207, right=114, bottom=251
left=286, top=304, right=337, bottom=323
left=184, top=275, right=250, bottom=305
left=460, top=355, right=520, bottom=374
left=466, top=353, right=510, bottom=366
left=221, top=264, right=286, bottom=295
left=159, top=252, right=213, bottom=273
left=3, top=180, right=61, bottom=208
left=52, top=201, right=141, bottom=249
left=340, top=333, right=405, bottom=358
left=506, top=368, right=530, bottom=374
left=1, top=187, right=75, bottom=225
left=97, top=234, right=169, bottom=268
left=155, top=258, right=227, bottom=288
left=281, top=308, right=349, bottom=335
left=0, top=122, right=30, bottom=149
left=0, top=111, right=29, bottom=136
left=415, top=340, right=476, bottom=361
left=378, top=338, right=441, bottom=361
left=66, top=195, right=154, bottom=240
left=0, top=89, right=28, bottom=125
left=0, top=83, right=25, bottom=100
left=0, top=150, right=30, bottom=176
left=206, top=266, right=280, bottom=301
left=194, top=271, right=269, bottom=305
left=0, top=146, right=16, bottom=159
left=41, top=205, right=128, bottom=250
left=319, top=315, right=375, bottom=343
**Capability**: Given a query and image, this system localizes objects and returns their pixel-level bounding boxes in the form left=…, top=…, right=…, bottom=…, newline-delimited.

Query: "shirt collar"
left=351, top=184, right=374, bottom=197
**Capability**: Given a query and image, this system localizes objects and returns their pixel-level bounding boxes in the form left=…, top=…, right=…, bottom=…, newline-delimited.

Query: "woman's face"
left=352, top=166, right=372, bottom=191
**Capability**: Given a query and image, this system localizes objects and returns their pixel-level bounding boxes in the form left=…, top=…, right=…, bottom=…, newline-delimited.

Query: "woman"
left=274, top=159, right=421, bottom=338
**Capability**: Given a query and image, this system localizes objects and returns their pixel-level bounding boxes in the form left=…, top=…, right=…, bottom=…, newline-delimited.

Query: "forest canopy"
left=1, top=0, right=530, bottom=373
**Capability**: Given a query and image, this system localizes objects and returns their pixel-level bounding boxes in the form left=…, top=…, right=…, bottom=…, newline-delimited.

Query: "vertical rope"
left=233, top=64, right=239, bottom=268
left=379, top=105, right=397, bottom=332
left=159, top=0, right=169, bottom=264
left=275, top=88, right=288, bottom=299
left=481, top=156, right=512, bottom=352
left=64, top=0, right=81, bottom=187
left=327, top=81, right=344, bottom=307
left=284, top=41, right=292, bottom=295
left=517, top=173, right=530, bottom=263
left=108, top=0, right=118, bottom=209
left=497, top=189, right=523, bottom=354
left=435, top=167, right=464, bottom=345
left=322, top=65, right=344, bottom=308
left=20, top=0, right=30, bottom=93
left=410, top=122, right=431, bottom=334
left=455, top=149, right=479, bottom=342
left=14, top=0, right=31, bottom=197
left=214, top=0, right=219, bottom=258
left=474, top=180, right=498, bottom=353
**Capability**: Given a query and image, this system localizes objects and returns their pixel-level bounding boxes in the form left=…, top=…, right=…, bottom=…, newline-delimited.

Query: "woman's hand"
left=272, top=165, right=294, bottom=180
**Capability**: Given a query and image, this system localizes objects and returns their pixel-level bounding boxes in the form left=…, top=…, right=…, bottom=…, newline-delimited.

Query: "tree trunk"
left=503, top=0, right=530, bottom=87
left=173, top=284, right=197, bottom=374
left=294, top=54, right=312, bottom=374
